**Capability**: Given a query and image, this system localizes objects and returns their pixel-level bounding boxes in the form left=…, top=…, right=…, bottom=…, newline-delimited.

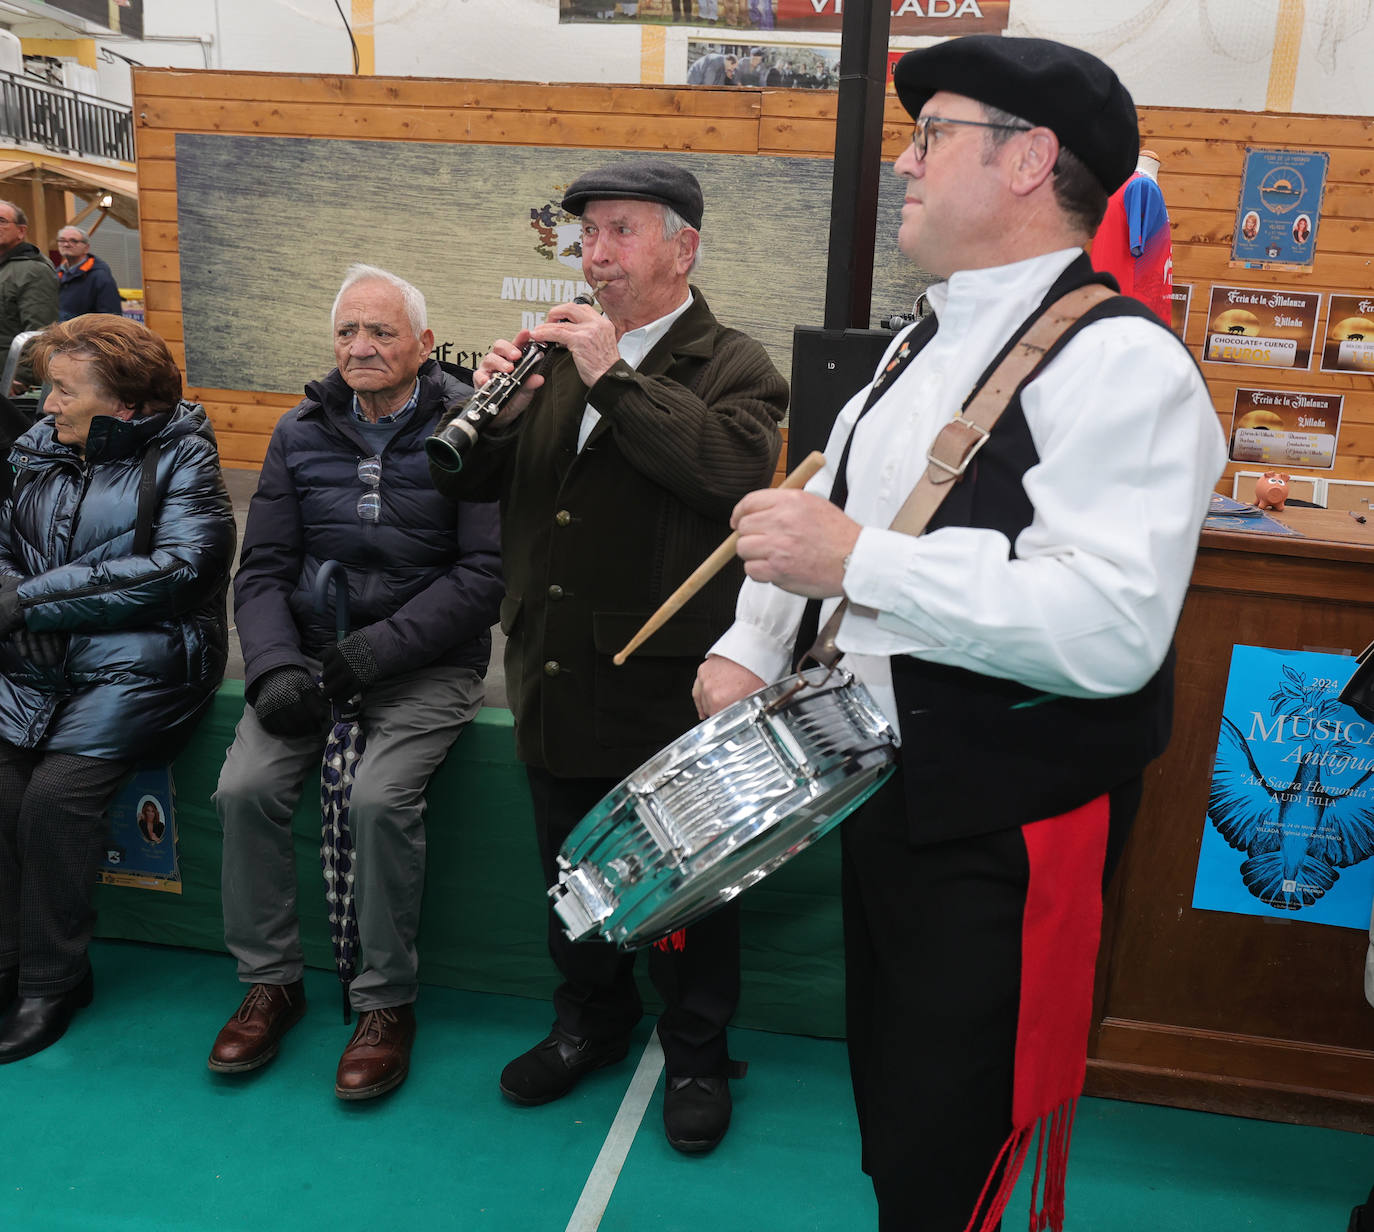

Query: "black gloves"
left=320, top=631, right=379, bottom=703
left=251, top=665, right=329, bottom=737
left=0, top=578, right=23, bottom=640
left=11, top=628, right=67, bottom=667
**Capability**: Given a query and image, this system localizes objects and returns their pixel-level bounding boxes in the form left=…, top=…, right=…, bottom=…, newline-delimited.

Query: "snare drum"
left=550, top=666, right=899, bottom=949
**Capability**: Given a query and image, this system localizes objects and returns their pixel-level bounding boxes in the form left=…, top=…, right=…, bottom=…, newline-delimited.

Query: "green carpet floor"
left=1, top=940, right=1370, bottom=1231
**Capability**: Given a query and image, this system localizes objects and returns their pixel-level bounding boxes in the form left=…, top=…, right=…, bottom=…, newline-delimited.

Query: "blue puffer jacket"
left=0, top=401, right=237, bottom=759
left=234, top=359, right=502, bottom=700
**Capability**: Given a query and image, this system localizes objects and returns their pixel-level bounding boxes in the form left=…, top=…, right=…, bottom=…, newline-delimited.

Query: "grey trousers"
left=214, top=663, right=483, bottom=1010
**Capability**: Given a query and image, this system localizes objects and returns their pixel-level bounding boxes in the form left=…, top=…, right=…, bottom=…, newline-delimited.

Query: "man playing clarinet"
left=430, top=159, right=786, bottom=1153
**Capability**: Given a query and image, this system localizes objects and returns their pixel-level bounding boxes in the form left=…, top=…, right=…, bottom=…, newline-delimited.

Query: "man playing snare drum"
left=431, top=160, right=785, bottom=1153
left=695, top=37, right=1226, bottom=1232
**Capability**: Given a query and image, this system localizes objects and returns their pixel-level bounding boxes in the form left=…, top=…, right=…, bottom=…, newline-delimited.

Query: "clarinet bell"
left=424, top=406, right=482, bottom=473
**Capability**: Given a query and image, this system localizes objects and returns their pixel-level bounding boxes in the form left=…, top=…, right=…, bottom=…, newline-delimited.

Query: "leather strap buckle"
left=927, top=416, right=990, bottom=482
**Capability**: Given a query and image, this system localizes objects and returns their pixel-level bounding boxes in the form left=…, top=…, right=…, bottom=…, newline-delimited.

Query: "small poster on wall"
left=1319, top=293, right=1374, bottom=374
left=1194, top=645, right=1374, bottom=930
left=1227, top=387, right=1344, bottom=470
left=1231, top=148, right=1328, bottom=270
left=1203, top=284, right=1321, bottom=370
left=687, top=40, right=839, bottom=88
left=1169, top=281, right=1192, bottom=341
left=97, top=766, right=182, bottom=894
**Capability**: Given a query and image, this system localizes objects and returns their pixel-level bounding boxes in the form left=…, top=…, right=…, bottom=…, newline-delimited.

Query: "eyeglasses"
left=356, top=454, right=382, bottom=523
left=909, top=115, right=1032, bottom=162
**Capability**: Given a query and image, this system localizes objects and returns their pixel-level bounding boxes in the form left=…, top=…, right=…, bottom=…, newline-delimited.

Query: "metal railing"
left=0, top=70, right=134, bottom=162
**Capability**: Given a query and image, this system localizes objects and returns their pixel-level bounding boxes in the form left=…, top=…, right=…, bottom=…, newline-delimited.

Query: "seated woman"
left=0, top=315, right=236, bottom=1063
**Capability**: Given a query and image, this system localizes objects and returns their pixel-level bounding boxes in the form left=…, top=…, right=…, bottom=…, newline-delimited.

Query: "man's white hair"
left=331, top=263, right=428, bottom=335
left=660, top=205, right=703, bottom=273
left=57, top=226, right=89, bottom=242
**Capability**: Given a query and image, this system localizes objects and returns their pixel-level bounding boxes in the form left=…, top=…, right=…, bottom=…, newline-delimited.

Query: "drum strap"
left=803, top=281, right=1115, bottom=670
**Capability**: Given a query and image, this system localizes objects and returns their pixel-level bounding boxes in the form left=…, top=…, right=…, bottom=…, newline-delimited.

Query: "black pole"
left=822, top=0, right=892, bottom=331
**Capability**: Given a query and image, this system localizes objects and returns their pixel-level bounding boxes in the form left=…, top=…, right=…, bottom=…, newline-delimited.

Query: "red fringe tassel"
left=653, top=928, right=687, bottom=953
left=961, top=1098, right=1080, bottom=1232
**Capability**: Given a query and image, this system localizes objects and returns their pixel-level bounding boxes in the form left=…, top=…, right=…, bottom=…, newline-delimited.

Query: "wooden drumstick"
left=613, top=450, right=828, bottom=666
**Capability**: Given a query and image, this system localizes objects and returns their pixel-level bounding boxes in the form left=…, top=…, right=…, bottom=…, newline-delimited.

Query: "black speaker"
left=787, top=326, right=894, bottom=472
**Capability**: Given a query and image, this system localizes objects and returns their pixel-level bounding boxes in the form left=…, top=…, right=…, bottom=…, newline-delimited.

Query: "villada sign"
left=775, top=0, right=1009, bottom=34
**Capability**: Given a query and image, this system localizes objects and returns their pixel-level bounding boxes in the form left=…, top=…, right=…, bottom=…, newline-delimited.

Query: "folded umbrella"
left=312, top=559, right=366, bottom=1024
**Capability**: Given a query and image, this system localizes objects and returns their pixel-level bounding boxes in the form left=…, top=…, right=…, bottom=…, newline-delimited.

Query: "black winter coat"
left=234, top=359, right=502, bottom=699
left=0, top=402, right=236, bottom=759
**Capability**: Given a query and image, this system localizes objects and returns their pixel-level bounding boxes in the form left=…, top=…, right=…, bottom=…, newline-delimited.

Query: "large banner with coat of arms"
left=175, top=134, right=922, bottom=398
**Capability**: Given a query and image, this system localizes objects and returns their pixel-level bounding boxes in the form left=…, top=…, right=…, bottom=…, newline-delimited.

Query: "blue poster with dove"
left=1194, top=645, right=1374, bottom=929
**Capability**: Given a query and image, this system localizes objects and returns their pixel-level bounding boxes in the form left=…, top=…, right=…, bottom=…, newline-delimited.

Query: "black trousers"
left=841, top=773, right=1140, bottom=1232
left=525, top=765, right=741, bottom=1077
left=0, top=741, right=134, bottom=994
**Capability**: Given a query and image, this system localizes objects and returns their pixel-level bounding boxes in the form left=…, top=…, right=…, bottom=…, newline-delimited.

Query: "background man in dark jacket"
left=208, top=264, right=502, bottom=1101
left=55, top=227, right=122, bottom=321
left=0, top=201, right=58, bottom=392
left=432, top=160, right=786, bottom=1154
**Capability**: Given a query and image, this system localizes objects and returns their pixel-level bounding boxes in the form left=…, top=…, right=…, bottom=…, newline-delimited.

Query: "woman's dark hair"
left=29, top=315, right=182, bottom=413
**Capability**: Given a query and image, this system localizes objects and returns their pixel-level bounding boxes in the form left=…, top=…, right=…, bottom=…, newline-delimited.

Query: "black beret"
left=561, top=159, right=704, bottom=230
left=892, top=35, right=1139, bottom=194
left=749, top=47, right=765, bottom=56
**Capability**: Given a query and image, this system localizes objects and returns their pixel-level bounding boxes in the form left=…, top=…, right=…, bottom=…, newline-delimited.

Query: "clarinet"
left=425, top=288, right=602, bottom=474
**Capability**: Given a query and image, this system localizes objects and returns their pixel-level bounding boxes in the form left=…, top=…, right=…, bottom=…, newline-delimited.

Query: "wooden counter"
left=1086, top=507, right=1374, bottom=1132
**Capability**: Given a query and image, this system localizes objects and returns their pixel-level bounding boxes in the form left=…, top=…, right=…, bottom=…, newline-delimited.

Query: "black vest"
left=833, top=255, right=1187, bottom=845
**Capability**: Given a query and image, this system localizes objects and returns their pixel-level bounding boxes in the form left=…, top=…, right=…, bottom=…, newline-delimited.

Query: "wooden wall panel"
left=131, top=69, right=1374, bottom=488
left=1143, top=104, right=1374, bottom=486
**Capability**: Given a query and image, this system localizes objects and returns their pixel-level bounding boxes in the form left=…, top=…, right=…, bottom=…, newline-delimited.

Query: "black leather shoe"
left=0, top=968, right=16, bottom=1015
left=0, top=967, right=93, bottom=1064
left=663, top=1075, right=732, bottom=1154
left=499, top=1025, right=630, bottom=1106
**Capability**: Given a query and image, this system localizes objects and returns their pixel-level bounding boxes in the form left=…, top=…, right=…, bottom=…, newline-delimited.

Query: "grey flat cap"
left=561, top=159, right=704, bottom=230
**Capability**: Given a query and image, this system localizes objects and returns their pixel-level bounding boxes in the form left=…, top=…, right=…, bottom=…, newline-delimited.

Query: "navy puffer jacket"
left=0, top=401, right=236, bottom=759
left=233, top=359, right=502, bottom=700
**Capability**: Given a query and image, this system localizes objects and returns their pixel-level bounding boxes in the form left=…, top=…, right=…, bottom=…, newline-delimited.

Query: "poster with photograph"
left=687, top=40, right=838, bottom=88
left=1193, top=645, right=1374, bottom=930
left=560, top=0, right=1009, bottom=35
left=1227, top=387, right=1343, bottom=470
left=97, top=767, right=181, bottom=893
left=1203, top=284, right=1321, bottom=370
left=1319, top=293, right=1374, bottom=374
left=1169, top=281, right=1192, bottom=341
left=1231, top=148, right=1327, bottom=270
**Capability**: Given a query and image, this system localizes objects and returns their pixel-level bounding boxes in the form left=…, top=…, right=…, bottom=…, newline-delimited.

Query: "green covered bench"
left=93, top=680, right=847, bottom=1038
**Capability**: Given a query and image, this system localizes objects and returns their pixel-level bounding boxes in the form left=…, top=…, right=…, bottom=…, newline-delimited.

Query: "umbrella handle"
left=312, top=560, right=351, bottom=642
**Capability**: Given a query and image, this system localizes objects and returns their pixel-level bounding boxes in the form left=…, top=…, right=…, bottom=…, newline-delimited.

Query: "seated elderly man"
left=208, top=263, right=502, bottom=1100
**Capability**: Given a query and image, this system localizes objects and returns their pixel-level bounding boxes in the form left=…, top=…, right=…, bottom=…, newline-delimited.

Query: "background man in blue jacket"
left=207, top=263, right=502, bottom=1101
left=55, top=227, right=122, bottom=321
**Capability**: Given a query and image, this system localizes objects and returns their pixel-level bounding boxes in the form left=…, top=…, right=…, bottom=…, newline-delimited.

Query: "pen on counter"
left=1351, top=509, right=1369, bottom=524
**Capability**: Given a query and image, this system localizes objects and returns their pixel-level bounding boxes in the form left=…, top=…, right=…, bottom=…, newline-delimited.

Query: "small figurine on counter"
left=1254, top=471, right=1290, bottom=511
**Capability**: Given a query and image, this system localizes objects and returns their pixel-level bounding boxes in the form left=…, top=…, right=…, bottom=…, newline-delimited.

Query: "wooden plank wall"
left=133, top=70, right=1374, bottom=495
left=1142, top=104, right=1374, bottom=504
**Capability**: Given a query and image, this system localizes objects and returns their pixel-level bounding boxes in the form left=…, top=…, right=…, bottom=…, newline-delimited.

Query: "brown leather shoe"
left=335, top=1004, right=415, bottom=1101
left=207, top=981, right=306, bottom=1074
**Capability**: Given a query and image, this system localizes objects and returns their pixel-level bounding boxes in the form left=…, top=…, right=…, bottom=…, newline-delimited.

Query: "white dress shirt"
left=710, top=248, right=1228, bottom=732
left=576, top=291, right=694, bottom=452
